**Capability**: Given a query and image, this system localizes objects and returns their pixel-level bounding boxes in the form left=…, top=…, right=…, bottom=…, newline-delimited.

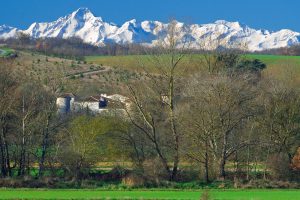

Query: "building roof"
left=58, top=93, right=76, bottom=98
left=83, top=95, right=107, bottom=102
left=106, top=94, right=129, bottom=103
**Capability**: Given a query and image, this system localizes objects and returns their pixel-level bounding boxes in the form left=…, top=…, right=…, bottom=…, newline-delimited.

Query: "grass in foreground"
left=0, top=189, right=299, bottom=200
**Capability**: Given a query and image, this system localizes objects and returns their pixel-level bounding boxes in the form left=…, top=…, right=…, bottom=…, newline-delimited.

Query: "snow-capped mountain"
left=24, top=8, right=119, bottom=46
left=0, top=8, right=299, bottom=51
left=0, top=25, right=19, bottom=39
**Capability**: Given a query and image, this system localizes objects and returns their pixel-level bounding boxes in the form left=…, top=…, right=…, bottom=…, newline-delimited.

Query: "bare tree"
left=0, top=60, right=18, bottom=177
left=260, top=76, right=300, bottom=162
left=126, top=20, right=192, bottom=180
left=183, top=72, right=258, bottom=180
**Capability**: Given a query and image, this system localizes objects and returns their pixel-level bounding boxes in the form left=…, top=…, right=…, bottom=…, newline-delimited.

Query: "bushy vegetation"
left=1, top=34, right=154, bottom=61
left=1, top=49, right=300, bottom=189
left=0, top=24, right=300, bottom=191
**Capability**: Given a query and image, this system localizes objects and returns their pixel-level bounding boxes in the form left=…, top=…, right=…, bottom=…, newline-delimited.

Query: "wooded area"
left=0, top=22, right=299, bottom=189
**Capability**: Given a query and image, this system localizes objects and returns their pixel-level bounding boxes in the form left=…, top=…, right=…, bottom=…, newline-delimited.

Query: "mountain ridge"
left=0, top=8, right=299, bottom=51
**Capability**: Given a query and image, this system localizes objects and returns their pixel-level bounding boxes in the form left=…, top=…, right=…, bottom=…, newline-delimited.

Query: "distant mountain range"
left=0, top=8, right=299, bottom=51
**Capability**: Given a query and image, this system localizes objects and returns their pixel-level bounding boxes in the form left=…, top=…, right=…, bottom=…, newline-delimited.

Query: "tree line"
left=1, top=33, right=156, bottom=60
left=2, top=31, right=299, bottom=62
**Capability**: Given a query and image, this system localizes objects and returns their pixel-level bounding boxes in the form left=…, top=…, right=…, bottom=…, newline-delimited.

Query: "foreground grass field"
left=0, top=189, right=299, bottom=200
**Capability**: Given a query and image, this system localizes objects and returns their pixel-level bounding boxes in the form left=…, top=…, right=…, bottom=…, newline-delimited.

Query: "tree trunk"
left=18, top=146, right=25, bottom=176
left=170, top=111, right=179, bottom=181
left=0, top=129, right=7, bottom=177
left=246, top=145, right=250, bottom=181
left=39, top=116, right=50, bottom=177
left=154, top=141, right=171, bottom=178
left=219, top=157, right=226, bottom=180
left=204, top=140, right=209, bottom=183
left=169, top=72, right=180, bottom=181
left=263, top=146, right=270, bottom=180
left=0, top=122, right=11, bottom=177
left=18, top=96, right=26, bottom=176
left=219, top=132, right=228, bottom=180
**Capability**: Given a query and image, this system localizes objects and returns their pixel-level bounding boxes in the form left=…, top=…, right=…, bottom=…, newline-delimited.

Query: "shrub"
left=242, top=179, right=300, bottom=189
left=122, top=172, right=146, bottom=187
left=292, top=147, right=300, bottom=171
left=175, top=167, right=199, bottom=182
left=107, top=166, right=128, bottom=181
left=267, top=153, right=292, bottom=180
left=142, top=158, right=169, bottom=184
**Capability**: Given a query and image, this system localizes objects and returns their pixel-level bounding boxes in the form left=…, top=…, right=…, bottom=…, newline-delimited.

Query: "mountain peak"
left=122, top=19, right=138, bottom=27
left=1, top=8, right=299, bottom=51
left=215, top=20, right=242, bottom=27
left=73, top=7, right=92, bottom=15
left=71, top=7, right=101, bottom=21
left=215, top=20, right=231, bottom=24
left=0, top=25, right=19, bottom=39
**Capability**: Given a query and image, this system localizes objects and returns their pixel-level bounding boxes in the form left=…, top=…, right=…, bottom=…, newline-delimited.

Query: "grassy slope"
left=86, top=54, right=300, bottom=65
left=86, top=55, right=200, bottom=74
left=7, top=51, right=149, bottom=96
left=86, top=54, right=300, bottom=72
left=5, top=52, right=300, bottom=95
left=0, top=189, right=299, bottom=200
left=0, top=47, right=15, bottom=57
left=246, top=54, right=300, bottom=64
left=247, top=54, right=300, bottom=75
left=83, top=54, right=300, bottom=101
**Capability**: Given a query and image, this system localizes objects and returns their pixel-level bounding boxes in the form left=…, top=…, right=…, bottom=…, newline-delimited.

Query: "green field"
left=85, top=54, right=300, bottom=76
left=86, top=54, right=300, bottom=86
left=86, top=54, right=300, bottom=69
left=246, top=54, right=300, bottom=64
left=0, top=189, right=299, bottom=200
left=0, top=48, right=15, bottom=57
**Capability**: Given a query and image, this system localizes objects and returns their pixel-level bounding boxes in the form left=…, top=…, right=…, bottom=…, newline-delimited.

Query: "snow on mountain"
left=0, top=8, right=299, bottom=51
left=106, top=19, right=156, bottom=44
left=24, top=8, right=119, bottom=46
left=0, top=25, right=19, bottom=39
left=187, top=20, right=300, bottom=51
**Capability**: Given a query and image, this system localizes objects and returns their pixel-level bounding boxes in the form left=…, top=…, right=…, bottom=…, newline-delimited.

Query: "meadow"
left=5, top=51, right=300, bottom=95
left=86, top=54, right=300, bottom=66
left=0, top=189, right=299, bottom=200
left=0, top=47, right=15, bottom=57
left=86, top=54, right=300, bottom=75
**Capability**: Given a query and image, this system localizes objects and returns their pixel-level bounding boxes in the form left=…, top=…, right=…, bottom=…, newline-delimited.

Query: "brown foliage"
left=122, top=173, right=145, bottom=187
left=267, top=153, right=291, bottom=180
left=291, top=147, right=300, bottom=171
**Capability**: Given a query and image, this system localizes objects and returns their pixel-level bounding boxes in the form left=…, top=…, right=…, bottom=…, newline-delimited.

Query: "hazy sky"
left=0, top=0, right=299, bottom=32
